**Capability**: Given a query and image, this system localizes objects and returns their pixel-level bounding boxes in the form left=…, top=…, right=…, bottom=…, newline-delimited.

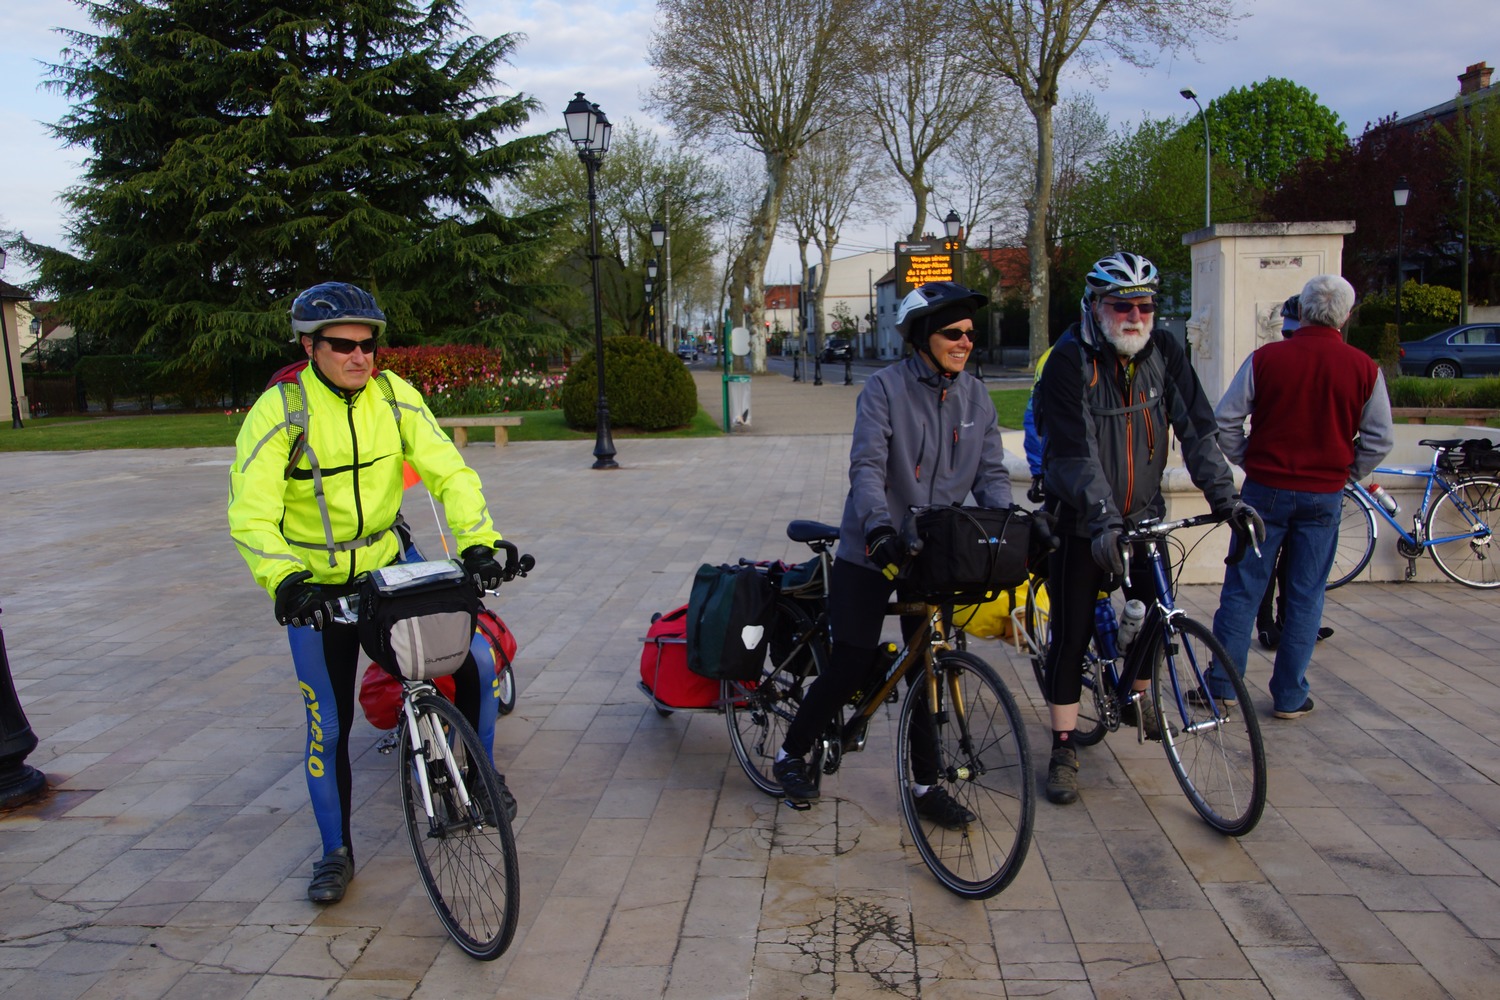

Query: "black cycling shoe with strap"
left=772, top=756, right=820, bottom=801
left=912, top=785, right=976, bottom=828
left=307, top=846, right=354, bottom=903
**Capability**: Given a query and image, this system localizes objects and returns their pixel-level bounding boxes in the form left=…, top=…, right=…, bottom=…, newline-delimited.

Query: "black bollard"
left=843, top=356, right=853, bottom=386
left=0, top=607, right=46, bottom=808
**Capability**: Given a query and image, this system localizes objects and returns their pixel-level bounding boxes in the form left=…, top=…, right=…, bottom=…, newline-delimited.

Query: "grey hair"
left=1298, top=274, right=1356, bottom=329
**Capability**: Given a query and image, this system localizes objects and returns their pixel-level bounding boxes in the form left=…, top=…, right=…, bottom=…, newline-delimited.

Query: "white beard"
left=1097, top=306, right=1151, bottom=357
left=1104, top=327, right=1150, bottom=357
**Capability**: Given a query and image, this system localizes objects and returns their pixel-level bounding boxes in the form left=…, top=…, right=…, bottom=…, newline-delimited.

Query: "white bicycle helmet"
left=289, top=282, right=388, bottom=341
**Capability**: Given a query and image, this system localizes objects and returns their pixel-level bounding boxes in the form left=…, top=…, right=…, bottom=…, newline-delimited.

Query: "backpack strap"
left=282, top=370, right=402, bottom=479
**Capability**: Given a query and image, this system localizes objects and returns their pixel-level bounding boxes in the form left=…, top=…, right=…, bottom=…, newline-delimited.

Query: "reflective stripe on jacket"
left=228, top=366, right=498, bottom=597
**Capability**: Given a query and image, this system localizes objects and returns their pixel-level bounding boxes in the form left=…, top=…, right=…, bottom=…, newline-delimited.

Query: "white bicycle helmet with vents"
left=289, top=282, right=388, bottom=341
left=894, top=281, right=988, bottom=342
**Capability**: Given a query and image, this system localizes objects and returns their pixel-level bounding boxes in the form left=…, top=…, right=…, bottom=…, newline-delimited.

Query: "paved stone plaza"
left=3, top=373, right=1499, bottom=998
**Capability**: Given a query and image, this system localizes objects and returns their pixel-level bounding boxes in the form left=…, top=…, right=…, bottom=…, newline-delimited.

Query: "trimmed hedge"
left=1387, top=376, right=1500, bottom=408
left=560, top=336, right=697, bottom=431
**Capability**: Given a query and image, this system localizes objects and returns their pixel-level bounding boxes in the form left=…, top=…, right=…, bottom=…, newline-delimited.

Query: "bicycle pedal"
left=375, top=732, right=399, bottom=755
left=783, top=797, right=812, bottom=811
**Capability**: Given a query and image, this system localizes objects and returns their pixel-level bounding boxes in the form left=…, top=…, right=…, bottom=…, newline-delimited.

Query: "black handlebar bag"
left=358, top=560, right=480, bottom=681
left=905, top=504, right=1033, bottom=604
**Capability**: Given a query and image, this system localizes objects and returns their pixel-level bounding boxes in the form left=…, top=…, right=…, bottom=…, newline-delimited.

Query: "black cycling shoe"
left=307, top=846, right=354, bottom=904
left=492, top=770, right=519, bottom=823
left=913, top=786, right=976, bottom=829
left=772, top=756, right=820, bottom=801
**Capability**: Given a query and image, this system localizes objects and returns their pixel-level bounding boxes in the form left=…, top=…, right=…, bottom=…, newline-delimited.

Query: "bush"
left=1388, top=376, right=1462, bottom=408
left=1357, top=282, right=1463, bottom=325
left=561, top=336, right=697, bottom=431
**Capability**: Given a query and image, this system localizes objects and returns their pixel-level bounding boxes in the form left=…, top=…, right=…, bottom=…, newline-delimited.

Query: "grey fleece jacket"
left=837, top=355, right=1013, bottom=569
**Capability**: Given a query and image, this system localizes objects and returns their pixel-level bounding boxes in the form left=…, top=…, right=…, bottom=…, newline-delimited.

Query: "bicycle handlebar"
left=320, top=551, right=535, bottom=626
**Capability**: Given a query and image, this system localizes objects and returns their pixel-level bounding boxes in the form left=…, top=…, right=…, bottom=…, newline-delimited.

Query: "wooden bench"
left=1390, top=407, right=1500, bottom=427
left=434, top=414, right=523, bottom=448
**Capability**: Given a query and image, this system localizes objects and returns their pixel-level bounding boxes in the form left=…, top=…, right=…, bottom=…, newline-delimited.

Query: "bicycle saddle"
left=1418, top=439, right=1467, bottom=450
left=786, top=520, right=840, bottom=544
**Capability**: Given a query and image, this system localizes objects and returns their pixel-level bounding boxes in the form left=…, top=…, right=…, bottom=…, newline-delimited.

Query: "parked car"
left=1398, top=323, right=1500, bottom=378
left=821, top=336, right=851, bottom=363
left=676, top=343, right=699, bottom=363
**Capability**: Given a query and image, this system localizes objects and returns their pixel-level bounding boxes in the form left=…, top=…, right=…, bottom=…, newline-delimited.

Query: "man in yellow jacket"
left=229, top=281, right=514, bottom=903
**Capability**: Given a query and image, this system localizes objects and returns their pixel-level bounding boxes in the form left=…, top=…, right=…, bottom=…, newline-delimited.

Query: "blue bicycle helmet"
left=289, top=282, right=387, bottom=341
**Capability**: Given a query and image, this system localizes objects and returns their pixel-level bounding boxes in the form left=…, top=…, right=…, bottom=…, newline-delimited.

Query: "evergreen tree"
left=23, top=0, right=559, bottom=369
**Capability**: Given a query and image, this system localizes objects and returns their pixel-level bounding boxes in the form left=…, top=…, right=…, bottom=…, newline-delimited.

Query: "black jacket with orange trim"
left=1034, top=323, right=1235, bottom=539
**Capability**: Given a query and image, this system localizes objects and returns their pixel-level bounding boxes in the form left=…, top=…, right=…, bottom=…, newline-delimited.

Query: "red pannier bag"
left=359, top=607, right=520, bottom=729
left=640, top=605, right=721, bottom=709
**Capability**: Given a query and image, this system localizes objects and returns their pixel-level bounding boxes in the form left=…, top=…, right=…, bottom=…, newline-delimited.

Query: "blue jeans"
left=1210, top=480, right=1342, bottom=714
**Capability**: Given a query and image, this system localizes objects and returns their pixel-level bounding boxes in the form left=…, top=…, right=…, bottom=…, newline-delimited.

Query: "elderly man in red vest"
left=1209, top=274, right=1394, bottom=719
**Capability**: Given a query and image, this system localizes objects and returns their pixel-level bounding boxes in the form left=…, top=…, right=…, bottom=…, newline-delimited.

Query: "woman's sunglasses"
left=934, top=326, right=974, bottom=341
left=317, top=334, right=378, bottom=355
left=1105, top=300, right=1156, bottom=315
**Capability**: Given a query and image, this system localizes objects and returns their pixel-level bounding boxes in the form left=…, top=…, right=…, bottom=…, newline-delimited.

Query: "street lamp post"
left=646, top=258, right=660, bottom=346
left=650, top=215, right=672, bottom=351
left=1394, top=176, right=1411, bottom=340
left=564, top=92, right=617, bottom=469
left=1, top=249, right=24, bottom=429
left=1180, top=89, right=1211, bottom=228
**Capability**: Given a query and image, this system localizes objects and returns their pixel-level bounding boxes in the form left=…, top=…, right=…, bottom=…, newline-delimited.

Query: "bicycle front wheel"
left=1425, top=476, right=1500, bottom=589
left=726, top=597, right=828, bottom=796
left=1328, top=487, right=1376, bottom=589
left=399, top=693, right=520, bottom=960
left=1150, top=618, right=1266, bottom=836
left=896, top=651, right=1034, bottom=899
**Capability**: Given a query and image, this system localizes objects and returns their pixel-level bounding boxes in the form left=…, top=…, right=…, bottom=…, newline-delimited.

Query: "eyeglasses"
left=1105, top=300, right=1156, bottom=315
left=934, top=326, right=974, bottom=341
left=317, top=335, right=378, bottom=355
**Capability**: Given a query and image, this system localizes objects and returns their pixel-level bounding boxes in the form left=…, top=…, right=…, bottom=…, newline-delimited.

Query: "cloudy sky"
left=1, top=0, right=1496, bottom=285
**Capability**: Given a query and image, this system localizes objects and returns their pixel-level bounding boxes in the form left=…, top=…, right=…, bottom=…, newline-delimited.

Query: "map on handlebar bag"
left=370, top=559, right=466, bottom=595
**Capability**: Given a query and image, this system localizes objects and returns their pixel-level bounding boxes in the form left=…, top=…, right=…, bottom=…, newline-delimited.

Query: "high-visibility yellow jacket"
left=228, top=365, right=499, bottom=597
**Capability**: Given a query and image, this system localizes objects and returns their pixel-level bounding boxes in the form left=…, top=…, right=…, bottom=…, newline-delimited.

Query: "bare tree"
left=650, top=0, right=870, bottom=372
left=781, top=125, right=888, bottom=358
left=963, top=0, right=1239, bottom=364
left=930, top=95, right=1033, bottom=247
left=858, top=0, right=994, bottom=241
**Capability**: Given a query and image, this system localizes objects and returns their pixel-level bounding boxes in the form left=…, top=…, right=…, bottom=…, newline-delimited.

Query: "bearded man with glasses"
left=228, top=281, right=518, bottom=904
left=1031, top=252, right=1262, bottom=806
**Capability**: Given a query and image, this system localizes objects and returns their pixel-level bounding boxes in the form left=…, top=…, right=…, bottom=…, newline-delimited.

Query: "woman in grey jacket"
left=773, top=282, right=1012, bottom=828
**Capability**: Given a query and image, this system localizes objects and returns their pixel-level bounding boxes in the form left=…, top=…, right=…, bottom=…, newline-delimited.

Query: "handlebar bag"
left=358, top=560, right=479, bottom=681
left=906, top=504, right=1032, bottom=604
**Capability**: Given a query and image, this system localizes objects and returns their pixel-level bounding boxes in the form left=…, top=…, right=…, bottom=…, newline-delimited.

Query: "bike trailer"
left=639, top=605, right=722, bottom=710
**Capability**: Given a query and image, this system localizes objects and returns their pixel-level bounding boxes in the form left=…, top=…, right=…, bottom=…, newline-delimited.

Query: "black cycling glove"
left=274, top=571, right=326, bottom=630
left=462, top=545, right=505, bottom=592
left=1090, top=525, right=1126, bottom=577
left=1027, top=475, right=1047, bottom=505
left=865, top=526, right=905, bottom=581
left=1214, top=498, right=1267, bottom=566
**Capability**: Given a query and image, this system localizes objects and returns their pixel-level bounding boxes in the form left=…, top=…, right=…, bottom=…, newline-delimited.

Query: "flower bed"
left=377, top=345, right=564, bottom=417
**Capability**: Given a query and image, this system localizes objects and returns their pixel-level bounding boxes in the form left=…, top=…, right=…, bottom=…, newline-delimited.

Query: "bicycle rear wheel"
left=495, top=663, right=517, bottom=715
left=1328, top=487, right=1376, bottom=590
left=1023, top=578, right=1107, bottom=746
left=1425, top=476, right=1500, bottom=589
left=726, top=597, right=828, bottom=796
left=399, top=693, right=520, bottom=960
left=896, top=651, right=1033, bottom=899
left=1150, top=618, right=1266, bottom=836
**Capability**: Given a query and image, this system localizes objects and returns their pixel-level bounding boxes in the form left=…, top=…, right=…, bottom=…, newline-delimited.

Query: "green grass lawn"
left=0, top=407, right=724, bottom=451
left=991, top=388, right=1029, bottom=429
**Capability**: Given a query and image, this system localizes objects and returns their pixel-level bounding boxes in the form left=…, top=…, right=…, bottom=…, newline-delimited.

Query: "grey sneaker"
left=1119, top=696, right=1164, bottom=740
left=1186, top=687, right=1237, bottom=710
left=307, top=846, right=354, bottom=904
left=1045, top=746, right=1080, bottom=805
left=772, top=756, right=820, bottom=801
left=1273, top=697, right=1315, bottom=720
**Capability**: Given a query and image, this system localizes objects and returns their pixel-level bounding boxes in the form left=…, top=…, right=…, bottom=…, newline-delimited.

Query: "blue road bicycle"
left=1328, top=437, right=1500, bottom=590
left=1018, top=513, right=1268, bottom=836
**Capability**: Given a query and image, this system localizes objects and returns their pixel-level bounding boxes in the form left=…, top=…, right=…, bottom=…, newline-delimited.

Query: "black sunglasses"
left=933, top=326, right=974, bottom=341
left=317, top=334, right=378, bottom=355
left=1105, top=300, right=1156, bottom=315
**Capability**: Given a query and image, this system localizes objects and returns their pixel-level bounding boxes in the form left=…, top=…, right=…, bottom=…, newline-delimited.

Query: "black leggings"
left=781, top=558, right=939, bottom=784
left=1041, top=534, right=1155, bottom=708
